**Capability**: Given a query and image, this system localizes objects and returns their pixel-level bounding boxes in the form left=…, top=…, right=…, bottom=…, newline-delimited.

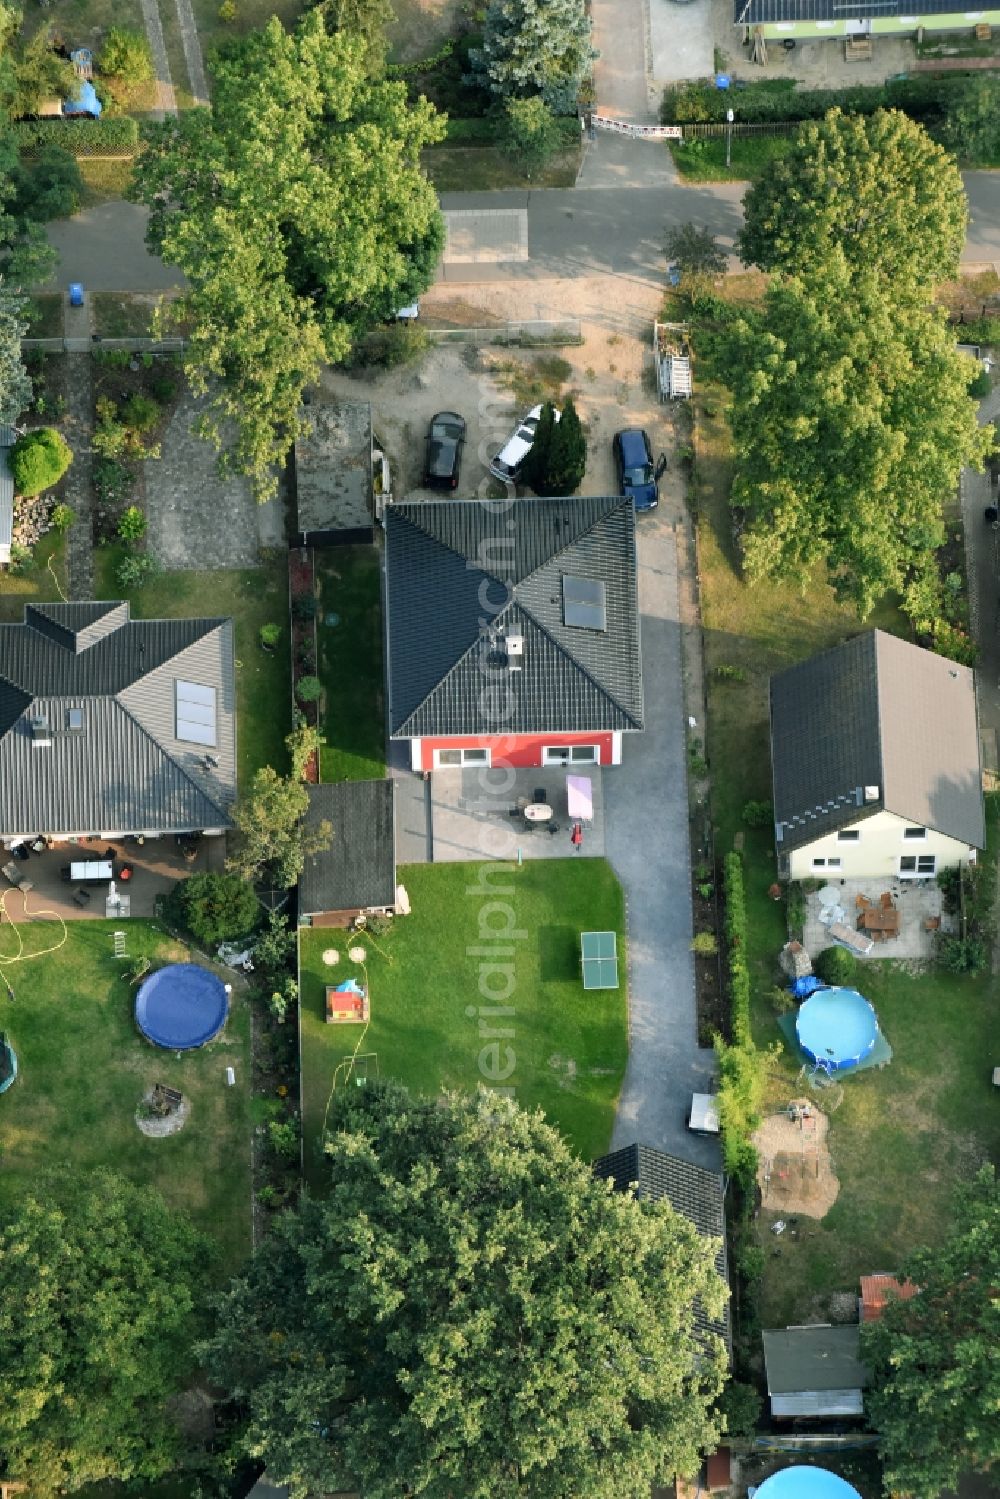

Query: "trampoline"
left=135, top=963, right=229, bottom=1050
left=796, top=986, right=878, bottom=1073
left=756, top=1467, right=861, bottom=1499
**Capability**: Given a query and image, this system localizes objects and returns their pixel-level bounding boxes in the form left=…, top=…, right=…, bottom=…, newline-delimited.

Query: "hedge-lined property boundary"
left=715, top=852, right=762, bottom=1188
left=661, top=72, right=975, bottom=126
left=12, top=117, right=140, bottom=156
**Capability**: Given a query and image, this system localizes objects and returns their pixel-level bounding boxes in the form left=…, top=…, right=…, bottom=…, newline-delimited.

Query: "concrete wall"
left=787, top=808, right=976, bottom=880
left=756, top=11, right=1000, bottom=35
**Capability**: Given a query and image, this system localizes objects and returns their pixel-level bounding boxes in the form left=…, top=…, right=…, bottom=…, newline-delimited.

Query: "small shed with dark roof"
left=769, top=631, right=984, bottom=882
left=763, top=1325, right=868, bottom=1419
left=293, top=401, right=373, bottom=545
left=593, top=1142, right=731, bottom=1356
left=299, top=779, right=396, bottom=926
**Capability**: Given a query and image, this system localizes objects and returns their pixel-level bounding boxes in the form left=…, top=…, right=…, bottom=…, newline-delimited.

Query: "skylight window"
left=562, top=575, right=607, bottom=632
left=175, top=680, right=217, bottom=747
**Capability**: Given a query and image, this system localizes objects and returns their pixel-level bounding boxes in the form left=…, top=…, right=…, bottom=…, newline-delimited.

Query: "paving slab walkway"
left=604, top=514, right=720, bottom=1169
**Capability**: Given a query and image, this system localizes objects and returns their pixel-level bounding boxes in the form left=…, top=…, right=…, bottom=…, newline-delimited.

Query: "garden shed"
left=299, top=780, right=396, bottom=927
left=763, top=1325, right=868, bottom=1418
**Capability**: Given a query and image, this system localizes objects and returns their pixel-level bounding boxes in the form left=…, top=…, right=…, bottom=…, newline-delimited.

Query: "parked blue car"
left=613, top=428, right=665, bottom=511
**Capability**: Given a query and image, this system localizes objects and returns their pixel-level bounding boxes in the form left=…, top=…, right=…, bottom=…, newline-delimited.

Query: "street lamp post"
left=726, top=108, right=734, bottom=169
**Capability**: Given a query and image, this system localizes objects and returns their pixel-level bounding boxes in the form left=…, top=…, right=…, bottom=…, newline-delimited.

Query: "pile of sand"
left=753, top=1099, right=840, bottom=1219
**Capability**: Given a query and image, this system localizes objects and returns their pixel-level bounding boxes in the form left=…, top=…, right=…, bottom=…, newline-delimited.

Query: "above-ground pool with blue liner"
left=795, top=985, right=879, bottom=1072
left=135, top=963, right=229, bottom=1050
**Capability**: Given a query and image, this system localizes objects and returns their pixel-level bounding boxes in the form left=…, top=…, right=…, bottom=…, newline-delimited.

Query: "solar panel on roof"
left=176, top=679, right=217, bottom=747
left=563, top=575, right=607, bottom=631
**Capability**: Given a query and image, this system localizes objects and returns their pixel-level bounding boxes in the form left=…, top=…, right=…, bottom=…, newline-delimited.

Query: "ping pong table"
left=580, top=930, right=618, bottom=990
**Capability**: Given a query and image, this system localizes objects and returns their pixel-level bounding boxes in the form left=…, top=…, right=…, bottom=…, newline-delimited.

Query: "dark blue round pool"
left=135, top=963, right=229, bottom=1050
left=796, top=986, right=878, bottom=1073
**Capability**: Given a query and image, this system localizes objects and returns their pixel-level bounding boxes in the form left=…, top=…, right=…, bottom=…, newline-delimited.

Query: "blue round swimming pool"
left=796, top=986, right=878, bottom=1072
left=135, top=963, right=228, bottom=1050
left=756, top=1467, right=861, bottom=1499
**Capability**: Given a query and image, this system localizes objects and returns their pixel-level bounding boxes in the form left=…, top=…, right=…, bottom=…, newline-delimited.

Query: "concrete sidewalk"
left=605, top=517, right=719, bottom=1168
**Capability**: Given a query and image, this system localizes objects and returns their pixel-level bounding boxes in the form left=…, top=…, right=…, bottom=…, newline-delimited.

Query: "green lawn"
left=93, top=292, right=155, bottom=337
left=316, top=546, right=385, bottom=782
left=0, top=530, right=68, bottom=624
left=94, top=548, right=292, bottom=786
left=26, top=293, right=63, bottom=338
left=694, top=378, right=1000, bottom=1323
left=422, top=123, right=582, bottom=191
left=0, top=921, right=252, bottom=1273
left=299, top=860, right=628, bottom=1186
left=670, top=133, right=792, bottom=183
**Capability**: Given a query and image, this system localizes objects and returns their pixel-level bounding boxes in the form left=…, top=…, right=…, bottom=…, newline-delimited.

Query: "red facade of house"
left=409, top=731, right=619, bottom=772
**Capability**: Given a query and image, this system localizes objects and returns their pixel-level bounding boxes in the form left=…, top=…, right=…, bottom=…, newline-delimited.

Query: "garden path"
left=61, top=352, right=95, bottom=598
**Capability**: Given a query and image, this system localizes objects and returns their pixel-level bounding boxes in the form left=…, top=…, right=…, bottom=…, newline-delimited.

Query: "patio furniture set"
left=856, top=892, right=899, bottom=943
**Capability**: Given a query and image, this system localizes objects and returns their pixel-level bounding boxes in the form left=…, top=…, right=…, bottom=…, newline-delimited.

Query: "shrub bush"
left=814, top=945, right=857, bottom=986
left=691, top=931, right=718, bottom=956
left=296, top=675, right=322, bottom=704
left=352, top=323, right=431, bottom=369
left=11, top=428, right=73, bottom=496
left=49, top=502, right=75, bottom=532
left=741, top=799, right=773, bottom=828
left=99, top=26, right=154, bottom=83
left=259, top=623, right=281, bottom=648
left=937, top=934, right=988, bottom=973
left=118, top=505, right=147, bottom=542
left=93, top=456, right=134, bottom=508
left=660, top=72, right=970, bottom=127
left=292, top=594, right=317, bottom=622
left=166, top=871, right=260, bottom=947
left=122, top=393, right=160, bottom=435
left=116, top=552, right=157, bottom=589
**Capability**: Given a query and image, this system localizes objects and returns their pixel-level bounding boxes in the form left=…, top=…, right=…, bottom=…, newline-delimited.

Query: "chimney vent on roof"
left=30, top=715, right=51, bottom=747
left=864, top=785, right=880, bottom=802
left=505, top=631, right=524, bottom=672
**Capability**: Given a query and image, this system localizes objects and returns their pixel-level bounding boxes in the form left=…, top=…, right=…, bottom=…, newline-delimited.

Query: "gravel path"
left=173, top=0, right=210, bottom=105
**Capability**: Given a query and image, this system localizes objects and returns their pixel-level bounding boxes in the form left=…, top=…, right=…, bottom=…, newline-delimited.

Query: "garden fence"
left=425, top=318, right=582, bottom=346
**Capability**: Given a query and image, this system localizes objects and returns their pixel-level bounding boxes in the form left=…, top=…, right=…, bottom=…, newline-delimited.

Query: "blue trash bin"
left=69, top=283, right=84, bottom=308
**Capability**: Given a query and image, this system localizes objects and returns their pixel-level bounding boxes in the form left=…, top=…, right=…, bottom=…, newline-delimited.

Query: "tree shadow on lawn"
left=538, top=924, right=578, bottom=983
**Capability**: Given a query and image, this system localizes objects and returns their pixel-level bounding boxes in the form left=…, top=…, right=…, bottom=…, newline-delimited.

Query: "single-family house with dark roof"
left=0, top=601, right=236, bottom=846
left=299, top=780, right=397, bottom=927
left=732, top=0, right=1000, bottom=44
left=593, top=1143, right=731, bottom=1356
left=762, top=1325, right=868, bottom=1419
left=384, top=496, right=643, bottom=772
left=769, top=630, right=984, bottom=882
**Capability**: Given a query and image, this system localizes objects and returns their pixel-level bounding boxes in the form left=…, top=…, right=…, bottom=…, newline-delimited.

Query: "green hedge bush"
left=12, top=117, right=140, bottom=156
left=815, top=945, right=857, bottom=986
left=660, top=73, right=971, bottom=127
left=11, top=427, right=72, bottom=496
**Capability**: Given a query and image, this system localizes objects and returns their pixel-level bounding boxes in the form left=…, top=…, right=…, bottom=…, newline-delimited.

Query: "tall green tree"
left=130, top=11, right=444, bottom=498
left=938, top=75, right=1000, bottom=164
left=0, top=1170, right=212, bottom=1496
left=520, top=397, right=556, bottom=493
left=740, top=109, right=967, bottom=294
left=8, top=24, right=75, bottom=117
left=719, top=254, right=992, bottom=616
left=310, top=0, right=394, bottom=73
left=863, top=1166, right=1000, bottom=1498
left=470, top=0, right=594, bottom=113
left=537, top=394, right=586, bottom=494
left=228, top=765, right=332, bottom=887
left=202, top=1082, right=727, bottom=1499
left=499, top=95, right=560, bottom=179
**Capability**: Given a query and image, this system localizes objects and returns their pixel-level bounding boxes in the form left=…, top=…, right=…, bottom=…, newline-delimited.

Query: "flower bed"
left=288, top=546, right=320, bottom=783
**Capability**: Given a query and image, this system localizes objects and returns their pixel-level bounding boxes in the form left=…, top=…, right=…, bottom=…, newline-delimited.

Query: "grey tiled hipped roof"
left=385, top=497, right=643, bottom=738
left=0, top=601, right=237, bottom=838
left=769, top=630, right=984, bottom=853
left=593, top=1143, right=731, bottom=1353
left=299, top=780, right=396, bottom=917
left=733, top=0, right=965, bottom=24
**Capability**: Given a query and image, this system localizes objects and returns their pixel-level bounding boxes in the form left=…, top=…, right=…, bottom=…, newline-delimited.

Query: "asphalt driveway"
left=604, top=513, right=720, bottom=1169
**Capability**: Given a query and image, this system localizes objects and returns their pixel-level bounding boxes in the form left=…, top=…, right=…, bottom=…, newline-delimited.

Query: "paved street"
left=605, top=517, right=720, bottom=1169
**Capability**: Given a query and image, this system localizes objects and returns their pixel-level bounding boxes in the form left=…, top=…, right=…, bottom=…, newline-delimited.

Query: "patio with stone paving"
left=803, top=876, right=950, bottom=964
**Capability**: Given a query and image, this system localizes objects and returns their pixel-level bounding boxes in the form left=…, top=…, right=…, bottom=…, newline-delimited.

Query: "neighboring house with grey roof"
left=762, top=1325, right=868, bottom=1419
left=732, top=0, right=1000, bottom=45
left=385, top=496, right=643, bottom=771
left=593, top=1143, right=731, bottom=1356
left=0, top=425, right=15, bottom=567
left=0, top=601, right=236, bottom=845
left=299, top=780, right=396, bottom=926
left=770, top=631, right=984, bottom=883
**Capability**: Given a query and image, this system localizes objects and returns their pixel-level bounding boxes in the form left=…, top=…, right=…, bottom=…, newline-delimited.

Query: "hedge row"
left=660, top=72, right=972, bottom=126
left=11, top=117, right=140, bottom=155
left=724, top=850, right=750, bottom=1048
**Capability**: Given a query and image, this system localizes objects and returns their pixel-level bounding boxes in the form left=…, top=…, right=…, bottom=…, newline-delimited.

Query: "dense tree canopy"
left=0, top=1170, right=212, bottom=1496
left=739, top=109, right=967, bottom=293
left=203, top=1083, right=727, bottom=1499
left=0, top=284, right=30, bottom=424
left=131, top=11, right=444, bottom=497
left=470, top=0, right=594, bottom=113
left=228, top=765, right=331, bottom=888
left=11, top=426, right=72, bottom=495
left=863, top=1166, right=1000, bottom=1498
left=719, top=254, right=992, bottom=616
left=166, top=870, right=260, bottom=946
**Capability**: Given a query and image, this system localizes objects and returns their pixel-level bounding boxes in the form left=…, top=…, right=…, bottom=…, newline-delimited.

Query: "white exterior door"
left=846, top=17, right=872, bottom=33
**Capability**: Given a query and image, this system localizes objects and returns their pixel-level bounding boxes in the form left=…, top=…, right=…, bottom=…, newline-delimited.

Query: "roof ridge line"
left=513, top=594, right=642, bottom=729
left=395, top=503, right=506, bottom=580
left=113, top=696, right=229, bottom=823
left=394, top=605, right=516, bottom=737
left=515, top=494, right=626, bottom=587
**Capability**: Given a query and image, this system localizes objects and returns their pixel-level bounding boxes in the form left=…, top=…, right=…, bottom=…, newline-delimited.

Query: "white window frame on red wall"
left=542, top=744, right=600, bottom=766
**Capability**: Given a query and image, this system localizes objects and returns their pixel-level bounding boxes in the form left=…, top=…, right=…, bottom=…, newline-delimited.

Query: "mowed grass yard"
left=94, top=551, right=291, bottom=786
left=693, top=369, right=1000, bottom=1323
left=299, top=860, right=628, bottom=1187
left=0, top=920, right=252, bottom=1272
left=316, top=546, right=385, bottom=782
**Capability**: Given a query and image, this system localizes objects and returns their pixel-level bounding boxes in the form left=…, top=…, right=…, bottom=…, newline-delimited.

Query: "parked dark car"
left=424, top=411, right=466, bottom=490
left=613, top=428, right=665, bottom=511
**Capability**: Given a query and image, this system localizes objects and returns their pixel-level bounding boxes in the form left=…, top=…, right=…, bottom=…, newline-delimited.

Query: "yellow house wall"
left=787, top=809, right=976, bottom=881
left=758, top=11, right=1000, bottom=34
